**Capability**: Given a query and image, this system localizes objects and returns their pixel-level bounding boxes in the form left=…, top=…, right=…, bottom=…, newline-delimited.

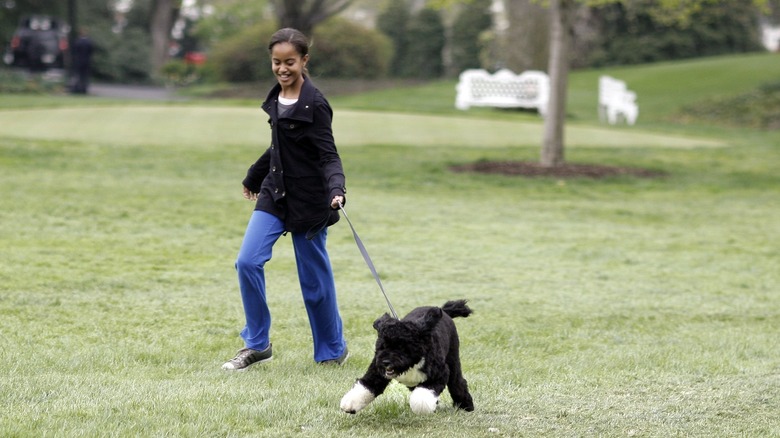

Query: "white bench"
left=455, top=69, right=549, bottom=116
left=598, top=75, right=638, bottom=125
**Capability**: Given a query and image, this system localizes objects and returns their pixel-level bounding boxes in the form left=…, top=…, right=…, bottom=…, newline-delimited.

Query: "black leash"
left=338, top=203, right=399, bottom=320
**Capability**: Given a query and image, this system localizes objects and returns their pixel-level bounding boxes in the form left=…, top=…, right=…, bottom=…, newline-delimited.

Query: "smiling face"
left=270, top=41, right=308, bottom=92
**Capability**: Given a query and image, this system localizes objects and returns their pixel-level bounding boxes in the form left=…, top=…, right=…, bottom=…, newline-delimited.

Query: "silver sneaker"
left=222, top=344, right=273, bottom=371
left=319, top=346, right=349, bottom=366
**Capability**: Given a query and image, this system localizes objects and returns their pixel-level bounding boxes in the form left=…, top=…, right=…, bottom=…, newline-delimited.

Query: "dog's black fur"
left=340, top=300, right=474, bottom=414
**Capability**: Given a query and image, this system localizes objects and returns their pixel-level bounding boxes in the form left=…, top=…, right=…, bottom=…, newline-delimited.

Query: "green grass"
left=1, top=53, right=779, bottom=437
left=330, top=52, right=780, bottom=126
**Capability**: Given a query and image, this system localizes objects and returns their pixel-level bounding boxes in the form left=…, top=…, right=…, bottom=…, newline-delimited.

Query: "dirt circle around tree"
left=450, top=161, right=667, bottom=179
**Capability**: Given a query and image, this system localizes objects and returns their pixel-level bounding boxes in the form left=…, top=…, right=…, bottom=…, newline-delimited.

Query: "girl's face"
left=271, top=42, right=308, bottom=89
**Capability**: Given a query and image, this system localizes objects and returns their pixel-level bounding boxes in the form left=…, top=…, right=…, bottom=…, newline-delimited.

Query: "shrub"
left=0, top=68, right=64, bottom=94
left=207, top=21, right=278, bottom=83
left=208, top=19, right=392, bottom=82
left=309, top=18, right=392, bottom=79
left=91, top=26, right=153, bottom=83
left=160, top=59, right=212, bottom=86
left=589, top=1, right=763, bottom=67
left=377, top=0, right=411, bottom=77
left=450, top=0, right=492, bottom=74
left=401, top=8, right=445, bottom=78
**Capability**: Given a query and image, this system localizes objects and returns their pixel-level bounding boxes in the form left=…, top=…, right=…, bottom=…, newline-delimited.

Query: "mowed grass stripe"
left=0, top=106, right=724, bottom=149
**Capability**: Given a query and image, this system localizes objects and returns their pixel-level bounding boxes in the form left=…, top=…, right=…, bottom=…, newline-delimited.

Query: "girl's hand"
left=331, top=195, right=344, bottom=209
left=243, top=186, right=258, bottom=201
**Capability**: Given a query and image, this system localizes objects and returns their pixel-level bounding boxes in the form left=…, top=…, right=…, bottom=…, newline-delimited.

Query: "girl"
left=222, top=28, right=348, bottom=370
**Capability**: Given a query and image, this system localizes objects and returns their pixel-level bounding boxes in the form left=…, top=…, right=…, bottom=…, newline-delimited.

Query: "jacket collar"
left=262, top=76, right=316, bottom=123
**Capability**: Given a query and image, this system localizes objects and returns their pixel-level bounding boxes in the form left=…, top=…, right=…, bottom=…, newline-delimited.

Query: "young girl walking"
left=222, top=28, right=348, bottom=370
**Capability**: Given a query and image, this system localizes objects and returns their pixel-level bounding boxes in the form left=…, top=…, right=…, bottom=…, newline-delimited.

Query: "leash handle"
left=339, top=202, right=399, bottom=320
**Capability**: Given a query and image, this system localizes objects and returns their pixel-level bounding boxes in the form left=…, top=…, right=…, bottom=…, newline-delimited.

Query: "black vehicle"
left=3, top=15, right=69, bottom=70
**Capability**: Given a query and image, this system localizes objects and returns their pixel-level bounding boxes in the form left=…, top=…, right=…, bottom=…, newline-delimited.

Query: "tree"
left=377, top=0, right=411, bottom=76
left=149, top=0, right=181, bottom=75
left=401, top=7, right=446, bottom=78
left=192, top=0, right=269, bottom=44
left=438, top=0, right=769, bottom=168
left=268, top=0, right=353, bottom=36
left=148, top=0, right=353, bottom=74
left=541, top=0, right=577, bottom=166
left=450, top=0, right=492, bottom=73
left=588, top=1, right=763, bottom=67
left=541, top=0, right=770, bottom=167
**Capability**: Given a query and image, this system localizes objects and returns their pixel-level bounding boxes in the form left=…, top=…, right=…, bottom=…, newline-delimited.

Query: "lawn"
left=1, top=53, right=779, bottom=437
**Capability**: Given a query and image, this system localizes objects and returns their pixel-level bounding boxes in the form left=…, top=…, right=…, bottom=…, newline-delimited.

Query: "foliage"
left=309, top=18, right=393, bottom=79
left=449, top=0, right=493, bottom=73
left=398, top=8, right=446, bottom=78
left=0, top=68, right=64, bottom=94
left=90, top=26, right=153, bottom=83
left=376, top=0, right=411, bottom=77
left=192, top=0, right=270, bottom=45
left=588, top=0, right=764, bottom=67
left=207, top=21, right=278, bottom=83
left=206, top=18, right=392, bottom=83
left=269, top=0, right=353, bottom=36
left=160, top=58, right=217, bottom=86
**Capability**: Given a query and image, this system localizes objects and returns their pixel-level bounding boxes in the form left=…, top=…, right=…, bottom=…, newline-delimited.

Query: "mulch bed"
left=450, top=161, right=667, bottom=179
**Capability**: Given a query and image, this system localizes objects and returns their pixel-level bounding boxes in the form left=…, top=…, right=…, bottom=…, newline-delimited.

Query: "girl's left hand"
left=243, top=186, right=259, bottom=201
left=331, top=195, right=344, bottom=209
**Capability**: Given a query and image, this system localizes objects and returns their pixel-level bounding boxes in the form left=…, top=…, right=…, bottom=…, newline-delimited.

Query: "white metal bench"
left=598, top=75, right=638, bottom=125
left=455, top=69, right=549, bottom=116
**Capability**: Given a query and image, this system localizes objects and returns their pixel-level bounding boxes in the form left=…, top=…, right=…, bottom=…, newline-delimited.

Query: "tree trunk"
left=541, top=0, right=574, bottom=167
left=149, top=0, right=179, bottom=76
left=270, top=0, right=353, bottom=36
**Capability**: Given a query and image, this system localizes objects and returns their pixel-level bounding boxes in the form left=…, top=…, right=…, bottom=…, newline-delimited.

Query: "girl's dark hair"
left=268, top=28, right=310, bottom=57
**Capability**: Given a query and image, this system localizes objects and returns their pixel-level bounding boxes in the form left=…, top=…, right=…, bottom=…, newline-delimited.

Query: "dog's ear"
left=373, top=313, right=393, bottom=331
left=418, top=307, right=443, bottom=334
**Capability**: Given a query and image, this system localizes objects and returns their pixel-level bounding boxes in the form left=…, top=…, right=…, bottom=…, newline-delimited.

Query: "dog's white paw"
left=409, top=387, right=438, bottom=414
left=340, top=382, right=375, bottom=414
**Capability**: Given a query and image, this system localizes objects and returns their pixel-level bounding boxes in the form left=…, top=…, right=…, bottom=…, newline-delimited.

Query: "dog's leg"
left=340, top=373, right=390, bottom=414
left=447, top=360, right=474, bottom=411
left=340, top=381, right=376, bottom=414
left=409, top=385, right=441, bottom=414
left=447, top=376, right=474, bottom=411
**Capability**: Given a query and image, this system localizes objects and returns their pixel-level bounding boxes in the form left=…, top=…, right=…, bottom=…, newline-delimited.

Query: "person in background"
left=70, top=27, right=93, bottom=94
left=222, top=28, right=349, bottom=371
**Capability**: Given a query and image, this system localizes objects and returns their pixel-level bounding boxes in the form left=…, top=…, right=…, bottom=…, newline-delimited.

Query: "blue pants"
left=235, top=210, right=346, bottom=362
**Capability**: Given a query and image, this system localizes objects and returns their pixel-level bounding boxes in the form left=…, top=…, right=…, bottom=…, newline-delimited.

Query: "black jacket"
left=243, top=77, right=346, bottom=233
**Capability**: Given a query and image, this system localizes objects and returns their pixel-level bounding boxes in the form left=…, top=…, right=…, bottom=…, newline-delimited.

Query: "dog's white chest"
left=394, top=359, right=427, bottom=387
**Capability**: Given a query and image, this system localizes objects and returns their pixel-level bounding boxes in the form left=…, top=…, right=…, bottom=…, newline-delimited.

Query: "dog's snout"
left=381, top=359, right=392, bottom=367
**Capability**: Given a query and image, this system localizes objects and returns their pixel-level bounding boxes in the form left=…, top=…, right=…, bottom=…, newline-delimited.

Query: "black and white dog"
left=340, top=300, right=474, bottom=414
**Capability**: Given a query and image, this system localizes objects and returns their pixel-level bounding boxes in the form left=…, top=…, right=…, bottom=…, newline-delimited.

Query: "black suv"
left=3, top=15, right=68, bottom=70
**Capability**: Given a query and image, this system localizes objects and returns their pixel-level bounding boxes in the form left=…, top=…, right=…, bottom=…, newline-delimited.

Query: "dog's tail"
left=442, top=300, right=472, bottom=319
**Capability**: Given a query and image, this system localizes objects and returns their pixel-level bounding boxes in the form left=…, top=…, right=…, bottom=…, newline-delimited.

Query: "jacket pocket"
left=285, top=176, right=328, bottom=229
left=280, top=121, right=306, bottom=143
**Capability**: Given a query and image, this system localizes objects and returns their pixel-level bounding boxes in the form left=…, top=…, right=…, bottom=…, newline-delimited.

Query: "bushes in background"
left=207, top=19, right=392, bottom=82
left=0, top=68, right=64, bottom=94
left=308, top=18, right=392, bottom=80
left=207, top=21, right=278, bottom=83
left=377, top=3, right=445, bottom=79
